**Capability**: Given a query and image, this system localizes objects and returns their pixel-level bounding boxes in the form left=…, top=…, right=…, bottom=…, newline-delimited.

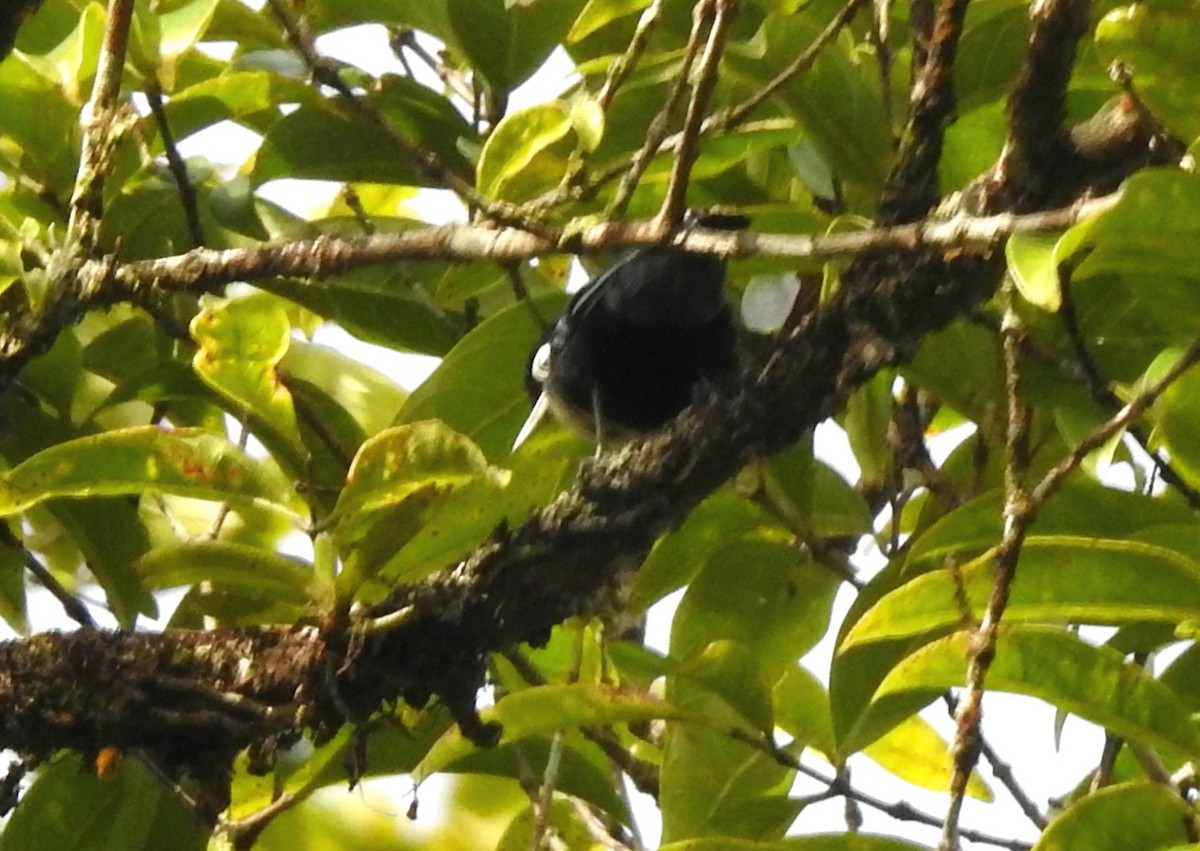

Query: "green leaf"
left=0, top=55, right=82, bottom=193
left=723, top=15, right=893, bottom=196
left=477, top=102, right=576, bottom=202
left=190, top=294, right=307, bottom=475
left=1032, top=781, right=1194, bottom=851
left=0, top=537, right=29, bottom=633
left=496, top=799, right=599, bottom=851
left=18, top=1, right=103, bottom=102
left=0, top=426, right=297, bottom=518
left=659, top=836, right=931, bottom=851
left=662, top=671, right=799, bottom=844
left=1007, top=231, right=1063, bottom=311
left=906, top=480, right=1193, bottom=571
left=250, top=76, right=474, bottom=187
left=1151, top=348, right=1200, bottom=487
left=281, top=341, right=407, bottom=439
left=435, top=733, right=631, bottom=826
left=448, top=0, right=588, bottom=94
left=678, top=640, right=776, bottom=735
left=157, top=0, right=222, bottom=71
left=864, top=715, right=991, bottom=801
left=330, top=421, right=509, bottom=589
left=843, top=535, right=1200, bottom=649
left=940, top=101, right=1007, bottom=191
left=631, top=490, right=783, bottom=614
left=331, top=420, right=504, bottom=521
left=758, top=440, right=872, bottom=541
left=773, top=665, right=835, bottom=756
left=1096, top=5, right=1200, bottom=141
left=953, top=0, right=1030, bottom=112
left=256, top=259, right=459, bottom=357
left=671, top=538, right=839, bottom=682
left=374, top=427, right=586, bottom=585
left=1058, top=170, right=1200, bottom=293
left=0, top=754, right=206, bottom=851
left=205, top=0, right=286, bottom=51
left=853, top=626, right=1200, bottom=758
left=133, top=541, right=318, bottom=605
left=163, top=70, right=316, bottom=141
left=842, top=372, right=893, bottom=489
left=569, top=0, right=650, bottom=42
left=412, top=683, right=681, bottom=785
left=397, top=293, right=565, bottom=460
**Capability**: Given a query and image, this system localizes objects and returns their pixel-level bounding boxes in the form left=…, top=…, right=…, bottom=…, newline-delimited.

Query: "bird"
left=512, top=213, right=747, bottom=450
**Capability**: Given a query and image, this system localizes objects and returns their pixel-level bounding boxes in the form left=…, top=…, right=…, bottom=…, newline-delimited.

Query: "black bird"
left=513, top=213, right=747, bottom=449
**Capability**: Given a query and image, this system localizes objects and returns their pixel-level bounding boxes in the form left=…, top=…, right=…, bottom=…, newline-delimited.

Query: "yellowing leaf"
left=0, top=426, right=297, bottom=517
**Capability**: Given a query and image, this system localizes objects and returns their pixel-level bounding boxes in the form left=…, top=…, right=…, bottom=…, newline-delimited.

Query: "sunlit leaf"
left=412, top=683, right=682, bottom=785
left=843, top=535, right=1200, bottom=649
left=478, top=102, right=576, bottom=202
left=1032, top=781, right=1193, bottom=851
left=190, top=294, right=307, bottom=474
left=1058, top=171, right=1200, bottom=291
left=569, top=0, right=649, bottom=42
left=658, top=836, right=931, bottom=850
left=1007, top=231, right=1063, bottom=311
left=331, top=420, right=504, bottom=521
left=852, top=626, right=1200, bottom=758
left=864, top=715, right=991, bottom=801
left=0, top=426, right=297, bottom=518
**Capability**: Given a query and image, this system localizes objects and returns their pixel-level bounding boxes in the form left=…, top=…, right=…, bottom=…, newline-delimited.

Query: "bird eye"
left=530, top=343, right=552, bottom=384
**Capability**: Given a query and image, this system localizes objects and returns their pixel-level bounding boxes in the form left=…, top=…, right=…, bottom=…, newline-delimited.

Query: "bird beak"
left=512, top=391, right=552, bottom=451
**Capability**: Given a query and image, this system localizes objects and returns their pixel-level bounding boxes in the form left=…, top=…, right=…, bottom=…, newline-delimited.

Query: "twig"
left=597, top=0, right=664, bottom=110
left=0, top=194, right=1121, bottom=394
left=708, top=0, right=868, bottom=132
left=1031, top=335, right=1200, bottom=506
left=65, top=0, right=134, bottom=240
left=500, top=649, right=660, bottom=799
left=657, top=0, right=736, bottom=228
left=979, top=736, right=1047, bottom=829
left=608, top=0, right=712, bottom=218
left=726, top=729, right=1032, bottom=850
left=941, top=694, right=1047, bottom=829
left=215, top=789, right=300, bottom=851
left=2, top=531, right=67, bottom=631
left=891, top=383, right=962, bottom=509
left=145, top=74, right=205, bottom=248
left=971, top=306, right=1200, bottom=510
left=16, top=544, right=96, bottom=628
left=940, top=278, right=1032, bottom=851
left=570, top=799, right=637, bottom=851
left=1059, top=273, right=1200, bottom=508
left=389, top=27, right=475, bottom=107
left=529, top=0, right=865, bottom=214
left=932, top=318, right=1200, bottom=850
left=109, top=193, right=1116, bottom=289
